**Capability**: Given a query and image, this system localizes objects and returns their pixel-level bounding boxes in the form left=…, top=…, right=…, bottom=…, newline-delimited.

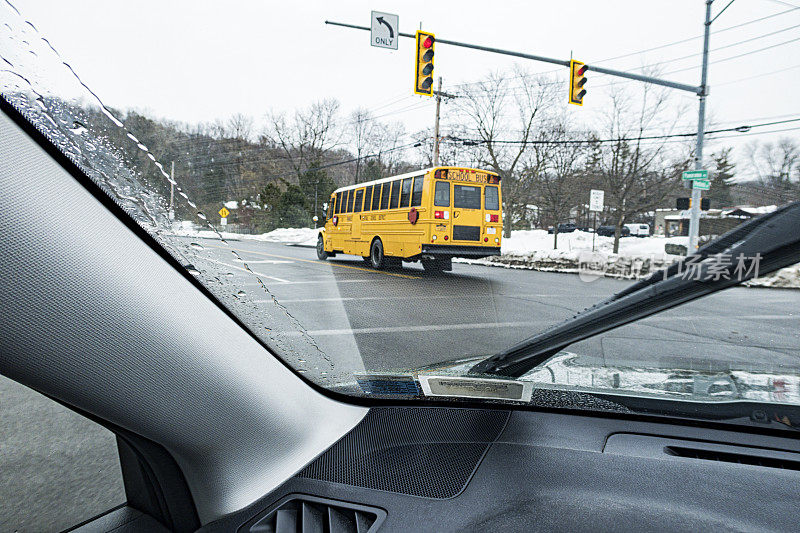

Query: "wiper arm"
left=470, top=202, right=800, bottom=378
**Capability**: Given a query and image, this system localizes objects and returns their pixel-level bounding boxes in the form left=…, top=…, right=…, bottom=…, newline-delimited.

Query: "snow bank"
left=456, top=229, right=799, bottom=288
left=172, top=224, right=318, bottom=246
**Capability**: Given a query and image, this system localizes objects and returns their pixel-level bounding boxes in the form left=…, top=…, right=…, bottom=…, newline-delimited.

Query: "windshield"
left=3, top=1, right=800, bottom=431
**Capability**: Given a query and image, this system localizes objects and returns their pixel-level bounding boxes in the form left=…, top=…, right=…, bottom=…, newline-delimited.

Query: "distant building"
left=657, top=205, right=777, bottom=237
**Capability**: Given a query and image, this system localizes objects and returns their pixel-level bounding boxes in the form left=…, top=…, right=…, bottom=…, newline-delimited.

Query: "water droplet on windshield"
left=190, top=242, right=204, bottom=250
left=184, top=264, right=200, bottom=275
left=236, top=290, right=246, bottom=297
left=225, top=272, right=234, bottom=277
left=68, top=120, right=87, bottom=134
left=197, top=212, right=207, bottom=220
left=297, top=369, right=308, bottom=374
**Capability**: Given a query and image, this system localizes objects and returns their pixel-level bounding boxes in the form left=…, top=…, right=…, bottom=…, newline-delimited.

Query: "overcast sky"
left=7, top=0, right=800, bottom=178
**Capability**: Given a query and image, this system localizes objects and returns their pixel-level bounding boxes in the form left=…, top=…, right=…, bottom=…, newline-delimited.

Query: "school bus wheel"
left=316, top=234, right=328, bottom=261
left=370, top=238, right=386, bottom=270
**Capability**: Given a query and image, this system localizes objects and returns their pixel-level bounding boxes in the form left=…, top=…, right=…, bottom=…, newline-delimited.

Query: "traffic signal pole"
left=325, top=20, right=702, bottom=94
left=328, top=3, right=718, bottom=247
left=689, top=0, right=713, bottom=251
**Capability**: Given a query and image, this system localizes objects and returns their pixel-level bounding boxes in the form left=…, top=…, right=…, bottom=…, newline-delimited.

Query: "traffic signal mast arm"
left=325, top=20, right=703, bottom=95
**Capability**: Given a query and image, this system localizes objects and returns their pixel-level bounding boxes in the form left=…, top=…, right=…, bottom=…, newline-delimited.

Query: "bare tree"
left=527, top=117, right=588, bottom=249
left=456, top=68, right=558, bottom=237
left=588, top=83, right=689, bottom=253
left=745, top=138, right=800, bottom=204
left=261, top=98, right=341, bottom=179
left=347, top=107, right=382, bottom=183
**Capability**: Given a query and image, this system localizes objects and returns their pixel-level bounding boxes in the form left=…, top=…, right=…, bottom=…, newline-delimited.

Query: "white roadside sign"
left=370, top=11, right=398, bottom=50
left=589, top=189, right=605, bottom=212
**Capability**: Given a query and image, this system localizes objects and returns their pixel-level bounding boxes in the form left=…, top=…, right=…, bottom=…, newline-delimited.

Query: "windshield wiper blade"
left=470, top=201, right=800, bottom=378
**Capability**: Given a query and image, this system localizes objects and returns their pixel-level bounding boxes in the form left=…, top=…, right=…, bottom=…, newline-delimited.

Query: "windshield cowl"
left=419, top=352, right=800, bottom=407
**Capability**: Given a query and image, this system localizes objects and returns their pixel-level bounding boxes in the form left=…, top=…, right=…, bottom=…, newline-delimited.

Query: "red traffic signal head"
left=415, top=30, right=436, bottom=96
left=569, top=59, right=587, bottom=106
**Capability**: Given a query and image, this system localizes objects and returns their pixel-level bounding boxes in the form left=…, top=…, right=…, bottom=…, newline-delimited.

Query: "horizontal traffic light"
left=415, top=30, right=435, bottom=96
left=569, top=59, right=587, bottom=106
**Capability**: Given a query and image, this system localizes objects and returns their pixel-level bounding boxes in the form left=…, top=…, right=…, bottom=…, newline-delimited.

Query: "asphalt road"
left=191, top=238, right=800, bottom=378
left=2, top=236, right=799, bottom=531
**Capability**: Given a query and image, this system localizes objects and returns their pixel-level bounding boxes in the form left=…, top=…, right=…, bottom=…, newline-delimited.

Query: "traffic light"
left=676, top=197, right=711, bottom=210
left=415, top=30, right=435, bottom=96
left=569, top=59, right=587, bottom=106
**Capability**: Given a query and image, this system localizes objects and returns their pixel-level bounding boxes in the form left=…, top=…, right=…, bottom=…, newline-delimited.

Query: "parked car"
left=624, top=223, right=651, bottom=237
left=597, top=225, right=630, bottom=237
left=547, top=223, right=577, bottom=234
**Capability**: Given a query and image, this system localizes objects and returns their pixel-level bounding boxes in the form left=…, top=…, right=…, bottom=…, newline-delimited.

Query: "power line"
left=621, top=22, right=800, bottom=72
left=445, top=117, right=800, bottom=145
left=661, top=35, right=800, bottom=76
left=594, top=6, right=800, bottom=65
left=449, top=7, right=800, bottom=91
left=714, top=62, right=800, bottom=86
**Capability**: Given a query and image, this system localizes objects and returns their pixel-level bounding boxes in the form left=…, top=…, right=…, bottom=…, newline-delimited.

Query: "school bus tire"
left=316, top=234, right=329, bottom=261
left=370, top=238, right=386, bottom=270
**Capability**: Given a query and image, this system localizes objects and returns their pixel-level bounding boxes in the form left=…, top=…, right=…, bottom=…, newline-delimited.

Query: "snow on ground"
left=172, top=223, right=318, bottom=246
left=498, top=229, right=687, bottom=259
left=457, top=229, right=799, bottom=288
left=171, top=223, right=798, bottom=288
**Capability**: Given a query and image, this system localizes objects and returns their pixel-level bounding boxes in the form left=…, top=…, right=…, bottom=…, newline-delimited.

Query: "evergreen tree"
left=708, top=148, right=735, bottom=209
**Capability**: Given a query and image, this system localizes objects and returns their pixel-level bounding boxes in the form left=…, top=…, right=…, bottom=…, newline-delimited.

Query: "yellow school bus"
left=317, top=166, right=502, bottom=271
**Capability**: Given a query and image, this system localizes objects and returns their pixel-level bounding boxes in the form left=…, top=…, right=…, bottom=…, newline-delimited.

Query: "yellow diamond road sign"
left=218, top=207, right=230, bottom=218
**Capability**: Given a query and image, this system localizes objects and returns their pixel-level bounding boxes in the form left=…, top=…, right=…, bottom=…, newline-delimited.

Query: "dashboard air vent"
left=664, top=445, right=800, bottom=471
left=248, top=494, right=386, bottom=533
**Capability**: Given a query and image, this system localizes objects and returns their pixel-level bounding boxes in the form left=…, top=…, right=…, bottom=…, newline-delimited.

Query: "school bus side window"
left=372, top=183, right=382, bottom=210
left=485, top=185, right=499, bottom=210
left=327, top=198, right=333, bottom=218
left=364, top=185, right=373, bottom=212
left=380, top=181, right=391, bottom=209
left=434, top=181, right=450, bottom=207
left=411, top=176, right=423, bottom=207
left=348, top=189, right=356, bottom=212
left=354, top=189, right=364, bottom=213
left=389, top=179, right=401, bottom=209
left=399, top=178, right=412, bottom=208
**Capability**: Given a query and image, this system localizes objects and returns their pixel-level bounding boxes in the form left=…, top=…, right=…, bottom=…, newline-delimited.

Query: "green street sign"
left=693, top=179, right=710, bottom=190
left=683, top=169, right=708, bottom=181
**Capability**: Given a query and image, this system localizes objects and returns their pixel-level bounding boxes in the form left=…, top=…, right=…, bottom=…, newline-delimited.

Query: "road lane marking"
left=203, top=243, right=422, bottom=280
left=197, top=256, right=290, bottom=283
left=273, top=293, right=556, bottom=303
left=656, top=315, right=798, bottom=321
left=282, top=320, right=545, bottom=337
left=233, top=259, right=294, bottom=264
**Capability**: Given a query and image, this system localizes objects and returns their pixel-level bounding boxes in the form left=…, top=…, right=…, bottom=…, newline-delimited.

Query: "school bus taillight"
left=490, top=214, right=499, bottom=222
left=434, top=210, right=445, bottom=219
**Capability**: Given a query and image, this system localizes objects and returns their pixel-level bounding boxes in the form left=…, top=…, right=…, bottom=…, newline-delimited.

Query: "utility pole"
left=169, top=161, right=175, bottom=222
left=433, top=77, right=442, bottom=166
left=688, top=0, right=713, bottom=252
